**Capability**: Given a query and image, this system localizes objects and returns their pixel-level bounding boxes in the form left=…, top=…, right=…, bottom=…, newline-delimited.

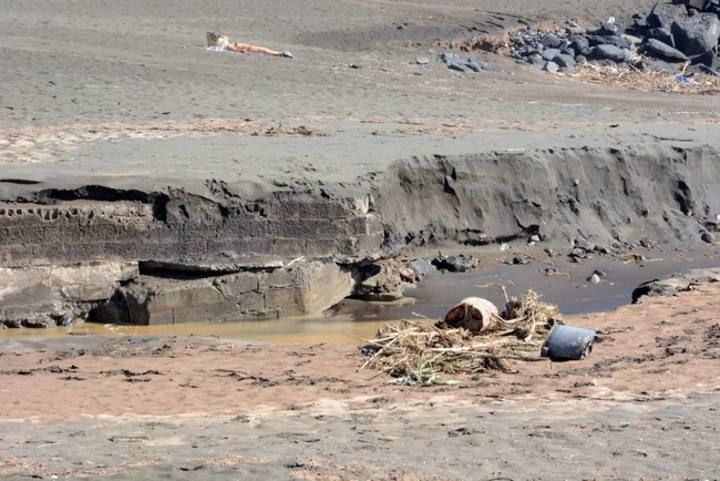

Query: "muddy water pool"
left=2, top=249, right=718, bottom=344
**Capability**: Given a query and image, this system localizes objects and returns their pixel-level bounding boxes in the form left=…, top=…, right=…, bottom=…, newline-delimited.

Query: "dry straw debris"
left=571, top=63, right=720, bottom=94
left=360, top=290, right=560, bottom=385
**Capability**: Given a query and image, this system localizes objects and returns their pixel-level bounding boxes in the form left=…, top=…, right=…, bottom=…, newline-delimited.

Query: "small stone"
left=702, top=232, right=715, bottom=244
left=431, top=255, right=477, bottom=273
left=587, top=34, right=630, bottom=50
left=575, top=239, right=596, bottom=252
left=597, top=20, right=620, bottom=35
left=500, top=243, right=510, bottom=252
left=642, top=58, right=683, bottom=74
left=529, top=234, right=541, bottom=243
left=553, top=53, right=576, bottom=69
left=570, top=35, right=590, bottom=54
left=350, top=63, right=363, bottom=69
left=633, top=12, right=648, bottom=28
left=592, top=269, right=608, bottom=278
left=622, top=34, right=643, bottom=47
left=409, top=257, right=434, bottom=281
left=543, top=61, right=559, bottom=73
left=643, top=38, right=689, bottom=62
left=415, top=56, right=430, bottom=65
left=542, top=33, right=563, bottom=49
left=465, top=60, right=482, bottom=72
left=529, top=53, right=545, bottom=66
left=595, top=245, right=611, bottom=255
left=588, top=273, right=602, bottom=284
left=542, top=48, right=562, bottom=61
left=591, top=44, right=630, bottom=63
left=647, top=28, right=675, bottom=47
left=398, top=266, right=416, bottom=283
left=513, top=257, right=529, bottom=265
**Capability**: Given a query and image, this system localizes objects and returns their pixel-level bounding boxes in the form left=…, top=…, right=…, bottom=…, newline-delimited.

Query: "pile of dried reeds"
left=360, top=290, right=560, bottom=385
left=571, top=63, right=720, bottom=94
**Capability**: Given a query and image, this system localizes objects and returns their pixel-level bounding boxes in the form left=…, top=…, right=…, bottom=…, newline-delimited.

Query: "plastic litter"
left=540, top=324, right=597, bottom=361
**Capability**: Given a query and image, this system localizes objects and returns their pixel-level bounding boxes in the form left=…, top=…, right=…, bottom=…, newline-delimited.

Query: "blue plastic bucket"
left=540, top=324, right=597, bottom=361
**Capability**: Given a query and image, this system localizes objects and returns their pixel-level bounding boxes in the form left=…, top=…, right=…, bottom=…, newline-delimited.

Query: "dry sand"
left=3, top=1, right=720, bottom=479
left=2, top=0, right=719, bottom=181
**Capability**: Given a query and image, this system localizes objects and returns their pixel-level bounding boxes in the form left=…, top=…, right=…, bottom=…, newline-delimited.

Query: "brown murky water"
left=0, top=313, right=395, bottom=344
left=2, top=248, right=718, bottom=344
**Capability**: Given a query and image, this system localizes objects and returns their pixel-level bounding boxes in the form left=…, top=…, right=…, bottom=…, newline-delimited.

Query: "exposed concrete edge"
left=632, top=268, right=720, bottom=303
left=4, top=141, right=720, bottom=326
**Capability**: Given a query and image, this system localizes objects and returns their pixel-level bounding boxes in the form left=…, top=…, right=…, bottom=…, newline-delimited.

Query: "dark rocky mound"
left=508, top=1, right=720, bottom=75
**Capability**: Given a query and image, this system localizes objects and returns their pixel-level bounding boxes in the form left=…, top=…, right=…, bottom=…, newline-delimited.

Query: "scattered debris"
left=511, top=256, right=530, bottom=265
left=361, top=290, right=560, bottom=385
left=544, top=267, right=571, bottom=278
left=622, top=253, right=647, bottom=264
left=442, top=297, right=501, bottom=334
left=572, top=63, right=720, bottom=93
left=540, top=324, right=597, bottom=361
left=593, top=269, right=608, bottom=278
left=256, top=125, right=325, bottom=137
left=440, top=52, right=501, bottom=73
left=431, top=254, right=478, bottom=273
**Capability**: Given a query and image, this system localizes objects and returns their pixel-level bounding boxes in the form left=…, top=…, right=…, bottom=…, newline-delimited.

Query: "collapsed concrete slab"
left=0, top=261, right=138, bottom=327
left=92, top=259, right=354, bottom=325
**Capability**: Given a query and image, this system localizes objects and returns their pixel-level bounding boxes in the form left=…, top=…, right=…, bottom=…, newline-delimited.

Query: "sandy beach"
left=2, top=0, right=720, bottom=479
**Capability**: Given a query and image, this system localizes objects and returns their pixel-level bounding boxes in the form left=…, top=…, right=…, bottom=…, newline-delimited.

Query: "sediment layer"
left=2, top=142, right=719, bottom=326
left=377, top=143, right=720, bottom=248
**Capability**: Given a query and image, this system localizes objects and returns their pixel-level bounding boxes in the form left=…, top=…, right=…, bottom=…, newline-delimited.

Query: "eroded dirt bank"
left=1, top=282, right=720, bottom=479
left=3, top=141, right=720, bottom=327
left=2, top=0, right=720, bottom=326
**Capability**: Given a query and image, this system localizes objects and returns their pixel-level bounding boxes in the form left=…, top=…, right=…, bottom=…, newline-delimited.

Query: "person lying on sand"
left=206, top=32, right=293, bottom=58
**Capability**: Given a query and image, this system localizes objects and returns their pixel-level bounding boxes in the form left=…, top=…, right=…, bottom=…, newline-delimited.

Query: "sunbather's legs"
left=228, top=42, right=283, bottom=56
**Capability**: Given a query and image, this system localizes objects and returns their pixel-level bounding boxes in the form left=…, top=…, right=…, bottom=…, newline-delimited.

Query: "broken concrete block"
left=0, top=261, right=138, bottom=327
left=108, top=260, right=354, bottom=325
